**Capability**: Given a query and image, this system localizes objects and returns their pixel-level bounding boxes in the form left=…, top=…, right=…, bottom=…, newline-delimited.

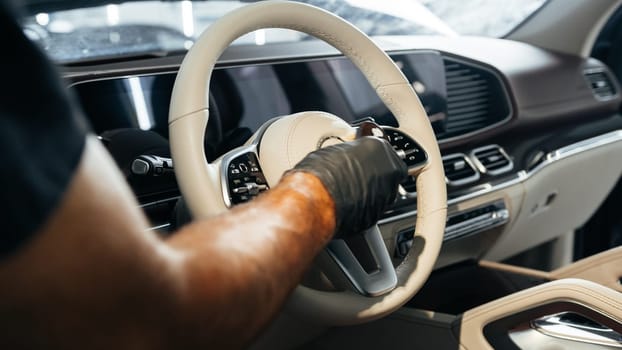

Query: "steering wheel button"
left=223, top=150, right=270, bottom=207
left=405, top=153, right=426, bottom=167
left=396, top=149, right=406, bottom=159
left=233, top=187, right=249, bottom=194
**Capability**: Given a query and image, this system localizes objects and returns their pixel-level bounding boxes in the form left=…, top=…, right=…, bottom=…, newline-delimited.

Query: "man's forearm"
left=166, top=172, right=336, bottom=348
left=0, top=138, right=349, bottom=350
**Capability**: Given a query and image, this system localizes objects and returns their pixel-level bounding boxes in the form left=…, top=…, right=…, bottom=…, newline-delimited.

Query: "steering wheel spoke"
left=325, top=226, right=398, bottom=297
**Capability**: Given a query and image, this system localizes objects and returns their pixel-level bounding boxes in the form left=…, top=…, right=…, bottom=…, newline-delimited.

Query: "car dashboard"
left=64, top=34, right=622, bottom=270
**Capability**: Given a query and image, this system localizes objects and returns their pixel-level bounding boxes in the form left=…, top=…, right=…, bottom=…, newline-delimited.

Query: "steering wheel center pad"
left=259, top=112, right=354, bottom=186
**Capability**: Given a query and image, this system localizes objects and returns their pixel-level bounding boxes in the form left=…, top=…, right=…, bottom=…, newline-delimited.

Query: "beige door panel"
left=467, top=249, right=622, bottom=348
left=456, top=278, right=622, bottom=350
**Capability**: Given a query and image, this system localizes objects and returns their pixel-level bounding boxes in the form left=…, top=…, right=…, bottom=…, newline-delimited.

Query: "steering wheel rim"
left=168, top=1, right=447, bottom=325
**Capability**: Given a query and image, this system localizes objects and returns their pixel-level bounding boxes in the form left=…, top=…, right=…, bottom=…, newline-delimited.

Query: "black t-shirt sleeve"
left=0, top=3, right=87, bottom=258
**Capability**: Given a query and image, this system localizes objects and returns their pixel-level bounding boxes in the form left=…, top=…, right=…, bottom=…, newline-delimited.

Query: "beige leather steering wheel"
left=168, top=1, right=447, bottom=325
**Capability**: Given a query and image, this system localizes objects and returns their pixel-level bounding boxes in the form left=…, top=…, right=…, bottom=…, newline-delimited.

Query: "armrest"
left=480, top=245, right=622, bottom=293
left=552, top=246, right=622, bottom=292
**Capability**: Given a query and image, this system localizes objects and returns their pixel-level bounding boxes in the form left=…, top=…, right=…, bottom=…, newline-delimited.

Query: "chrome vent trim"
left=584, top=69, right=617, bottom=100
left=442, top=153, right=480, bottom=186
left=471, top=145, right=513, bottom=175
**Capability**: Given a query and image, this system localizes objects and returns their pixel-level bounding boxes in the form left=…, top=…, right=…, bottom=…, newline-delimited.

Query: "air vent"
left=442, top=58, right=511, bottom=139
left=584, top=70, right=616, bottom=99
left=442, top=153, right=480, bottom=186
left=471, top=145, right=513, bottom=175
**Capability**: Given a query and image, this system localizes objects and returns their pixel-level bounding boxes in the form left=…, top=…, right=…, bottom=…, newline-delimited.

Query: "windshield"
left=21, top=0, right=547, bottom=63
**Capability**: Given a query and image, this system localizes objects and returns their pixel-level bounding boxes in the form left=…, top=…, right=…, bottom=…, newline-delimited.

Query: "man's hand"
left=290, top=136, right=408, bottom=237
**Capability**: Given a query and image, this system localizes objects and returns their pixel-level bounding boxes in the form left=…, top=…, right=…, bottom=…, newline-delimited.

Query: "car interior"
left=20, top=0, right=622, bottom=348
